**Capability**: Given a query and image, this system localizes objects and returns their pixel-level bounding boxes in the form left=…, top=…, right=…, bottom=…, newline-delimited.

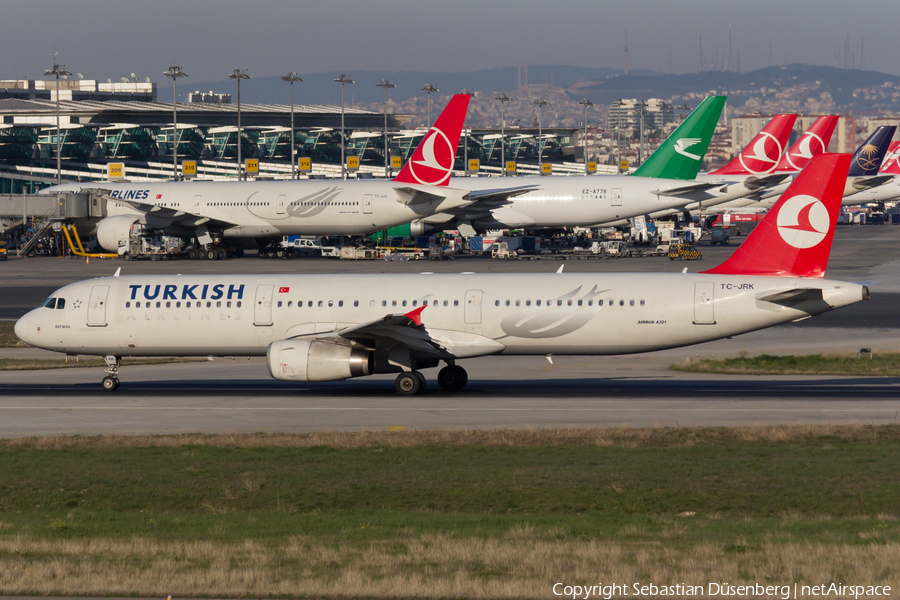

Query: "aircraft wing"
left=80, top=187, right=242, bottom=228
left=328, top=307, right=447, bottom=357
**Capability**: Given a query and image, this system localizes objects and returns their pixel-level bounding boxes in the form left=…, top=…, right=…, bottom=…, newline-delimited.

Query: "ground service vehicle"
left=667, top=242, right=702, bottom=261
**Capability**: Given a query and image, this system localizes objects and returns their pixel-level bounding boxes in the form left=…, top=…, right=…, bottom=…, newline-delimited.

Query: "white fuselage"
left=16, top=272, right=865, bottom=360
left=443, top=174, right=758, bottom=229
left=43, top=180, right=470, bottom=237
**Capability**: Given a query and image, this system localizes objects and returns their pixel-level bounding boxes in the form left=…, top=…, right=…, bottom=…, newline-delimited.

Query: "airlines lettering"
left=128, top=284, right=245, bottom=301
left=720, top=283, right=754, bottom=290
left=109, top=190, right=151, bottom=200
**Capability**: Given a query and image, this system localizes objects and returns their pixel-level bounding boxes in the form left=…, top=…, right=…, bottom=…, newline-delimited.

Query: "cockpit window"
left=56, top=298, right=66, bottom=309
left=43, top=298, right=57, bottom=309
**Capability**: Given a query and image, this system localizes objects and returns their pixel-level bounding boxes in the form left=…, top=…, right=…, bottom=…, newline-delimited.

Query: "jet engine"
left=409, top=219, right=426, bottom=237
left=96, top=215, right=142, bottom=252
left=267, top=339, right=373, bottom=382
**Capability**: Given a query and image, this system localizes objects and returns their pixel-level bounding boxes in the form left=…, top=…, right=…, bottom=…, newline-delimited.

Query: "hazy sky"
left=2, top=0, right=898, bottom=84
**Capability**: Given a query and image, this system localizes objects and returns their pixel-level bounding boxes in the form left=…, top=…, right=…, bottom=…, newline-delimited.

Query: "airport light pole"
left=334, top=74, right=354, bottom=179
left=281, top=72, right=303, bottom=179
left=420, top=83, right=439, bottom=129
left=461, top=88, right=472, bottom=175
left=44, top=57, right=72, bottom=185
left=376, top=78, right=396, bottom=178
left=495, top=93, right=512, bottom=176
left=228, top=69, right=251, bottom=180
left=533, top=97, right=549, bottom=173
left=164, top=66, right=188, bottom=180
left=578, top=98, right=594, bottom=175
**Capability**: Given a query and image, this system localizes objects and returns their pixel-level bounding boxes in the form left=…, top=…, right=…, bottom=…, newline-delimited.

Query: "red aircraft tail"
left=710, top=114, right=797, bottom=176
left=775, top=115, right=839, bottom=172
left=393, top=94, right=470, bottom=186
left=879, top=141, right=900, bottom=175
left=702, top=153, right=851, bottom=278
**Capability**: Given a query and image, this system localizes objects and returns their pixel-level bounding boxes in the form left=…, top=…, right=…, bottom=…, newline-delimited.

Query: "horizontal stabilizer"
left=757, top=288, right=823, bottom=305
left=743, top=173, right=792, bottom=191
left=393, top=186, right=460, bottom=206
left=651, top=181, right=726, bottom=197
left=851, top=175, right=894, bottom=191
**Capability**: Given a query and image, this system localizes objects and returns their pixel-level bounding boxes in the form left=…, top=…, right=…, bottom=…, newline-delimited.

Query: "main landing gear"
left=101, top=356, right=121, bottom=391
left=394, top=364, right=468, bottom=396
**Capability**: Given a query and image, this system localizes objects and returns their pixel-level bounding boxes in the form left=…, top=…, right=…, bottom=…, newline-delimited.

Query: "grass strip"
left=0, top=322, right=22, bottom=347
left=0, top=356, right=207, bottom=370
left=671, top=352, right=900, bottom=376
left=0, top=425, right=897, bottom=597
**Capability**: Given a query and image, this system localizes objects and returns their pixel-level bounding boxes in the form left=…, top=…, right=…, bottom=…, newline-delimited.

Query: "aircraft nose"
left=14, top=313, right=30, bottom=345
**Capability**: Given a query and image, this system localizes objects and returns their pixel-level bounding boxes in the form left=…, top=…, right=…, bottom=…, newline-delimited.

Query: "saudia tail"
left=847, top=125, right=896, bottom=177
left=393, top=93, right=470, bottom=187
left=709, top=114, right=797, bottom=176
left=775, top=115, right=839, bottom=172
left=630, top=95, right=726, bottom=180
left=879, top=141, right=900, bottom=175
left=702, top=153, right=851, bottom=278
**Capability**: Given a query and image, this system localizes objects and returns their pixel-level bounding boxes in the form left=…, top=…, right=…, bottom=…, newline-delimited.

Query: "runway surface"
left=2, top=226, right=900, bottom=436
left=2, top=327, right=899, bottom=436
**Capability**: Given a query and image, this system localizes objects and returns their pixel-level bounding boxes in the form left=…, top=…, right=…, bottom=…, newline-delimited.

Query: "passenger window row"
left=494, top=298, right=646, bottom=307
left=125, top=301, right=242, bottom=309
left=275, top=299, right=460, bottom=309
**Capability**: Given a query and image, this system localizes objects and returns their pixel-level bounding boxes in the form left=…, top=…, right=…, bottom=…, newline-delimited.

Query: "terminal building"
left=0, top=78, right=583, bottom=195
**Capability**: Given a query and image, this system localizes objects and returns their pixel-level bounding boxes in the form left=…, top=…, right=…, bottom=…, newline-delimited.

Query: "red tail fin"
left=775, top=115, right=839, bottom=171
left=879, top=141, right=900, bottom=174
left=393, top=94, right=470, bottom=186
left=710, top=114, right=797, bottom=176
left=702, top=153, right=851, bottom=278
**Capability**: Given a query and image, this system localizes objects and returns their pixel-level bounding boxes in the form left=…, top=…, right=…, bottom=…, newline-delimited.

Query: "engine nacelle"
left=96, top=215, right=142, bottom=252
left=409, top=219, right=426, bottom=237
left=267, top=339, right=373, bottom=382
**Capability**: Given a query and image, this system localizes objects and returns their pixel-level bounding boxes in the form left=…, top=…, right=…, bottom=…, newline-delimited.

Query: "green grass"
left=0, top=426, right=898, bottom=539
left=1, top=427, right=898, bottom=596
left=672, top=352, right=900, bottom=376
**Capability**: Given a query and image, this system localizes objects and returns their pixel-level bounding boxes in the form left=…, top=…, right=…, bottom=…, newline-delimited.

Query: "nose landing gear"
left=102, top=356, right=121, bottom=391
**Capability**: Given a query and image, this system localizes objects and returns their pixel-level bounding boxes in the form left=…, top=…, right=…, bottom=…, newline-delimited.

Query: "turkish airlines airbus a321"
left=16, top=154, right=866, bottom=395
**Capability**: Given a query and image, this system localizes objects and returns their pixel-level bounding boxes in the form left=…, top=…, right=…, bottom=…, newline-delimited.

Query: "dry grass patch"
left=0, top=322, right=24, bottom=347
left=0, top=356, right=207, bottom=370
left=2, top=423, right=896, bottom=450
left=0, top=534, right=897, bottom=598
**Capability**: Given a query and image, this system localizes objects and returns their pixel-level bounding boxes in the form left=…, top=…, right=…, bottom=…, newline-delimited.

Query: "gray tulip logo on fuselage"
left=285, top=187, right=345, bottom=218
left=498, top=285, right=609, bottom=339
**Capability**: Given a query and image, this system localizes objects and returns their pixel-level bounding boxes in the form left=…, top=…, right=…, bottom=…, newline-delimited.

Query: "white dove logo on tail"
left=674, top=138, right=702, bottom=160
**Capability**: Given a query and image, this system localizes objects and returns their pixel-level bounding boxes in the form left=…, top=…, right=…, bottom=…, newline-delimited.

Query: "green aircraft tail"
left=630, top=95, right=726, bottom=180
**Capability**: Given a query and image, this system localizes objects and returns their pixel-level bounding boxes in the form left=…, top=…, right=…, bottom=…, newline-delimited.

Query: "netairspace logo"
left=551, top=582, right=892, bottom=599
